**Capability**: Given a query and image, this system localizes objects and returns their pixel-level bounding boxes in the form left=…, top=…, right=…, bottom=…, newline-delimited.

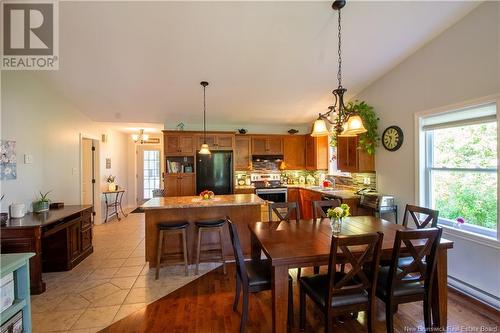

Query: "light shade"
left=142, top=134, right=149, bottom=141
left=311, top=118, right=329, bottom=137
left=131, top=134, right=139, bottom=142
left=341, top=115, right=367, bottom=136
left=199, top=143, right=211, bottom=155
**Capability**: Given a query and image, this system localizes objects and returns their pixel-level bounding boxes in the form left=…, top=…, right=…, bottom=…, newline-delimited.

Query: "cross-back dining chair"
left=152, top=188, right=168, bottom=197
left=227, top=217, right=294, bottom=333
left=402, top=204, right=439, bottom=229
left=312, top=199, right=342, bottom=221
left=299, top=232, right=384, bottom=333
left=268, top=201, right=301, bottom=222
left=375, top=227, right=442, bottom=333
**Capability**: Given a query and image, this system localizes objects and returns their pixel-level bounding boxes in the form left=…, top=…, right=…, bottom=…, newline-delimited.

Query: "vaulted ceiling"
left=35, top=1, right=479, bottom=129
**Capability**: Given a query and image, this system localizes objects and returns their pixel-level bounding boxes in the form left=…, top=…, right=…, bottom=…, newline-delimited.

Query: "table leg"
left=118, top=192, right=128, bottom=217
left=250, top=232, right=261, bottom=261
left=432, top=247, right=448, bottom=328
left=272, top=265, right=289, bottom=333
left=114, top=193, right=121, bottom=221
left=104, top=194, right=109, bottom=223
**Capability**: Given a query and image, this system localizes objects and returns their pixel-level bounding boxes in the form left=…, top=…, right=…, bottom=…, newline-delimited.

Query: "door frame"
left=136, top=144, right=163, bottom=204
left=80, top=135, right=101, bottom=224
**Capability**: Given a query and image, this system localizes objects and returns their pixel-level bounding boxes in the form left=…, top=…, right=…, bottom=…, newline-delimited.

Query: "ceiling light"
left=131, top=129, right=149, bottom=143
left=311, top=116, right=329, bottom=137
left=199, top=81, right=211, bottom=155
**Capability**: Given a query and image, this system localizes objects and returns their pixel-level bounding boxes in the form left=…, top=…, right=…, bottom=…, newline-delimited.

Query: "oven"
left=255, top=187, right=288, bottom=203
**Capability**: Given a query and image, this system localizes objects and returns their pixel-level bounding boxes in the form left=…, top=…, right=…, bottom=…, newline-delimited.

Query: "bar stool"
left=155, top=221, right=189, bottom=280
left=195, top=218, right=227, bottom=275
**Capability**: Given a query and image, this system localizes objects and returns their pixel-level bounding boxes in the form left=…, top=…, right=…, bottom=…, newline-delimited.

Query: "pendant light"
left=199, top=81, right=211, bottom=155
left=131, top=129, right=149, bottom=143
left=311, top=0, right=367, bottom=137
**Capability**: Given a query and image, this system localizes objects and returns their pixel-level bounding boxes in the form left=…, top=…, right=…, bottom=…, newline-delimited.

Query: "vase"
left=330, top=217, right=342, bottom=234
left=108, top=183, right=116, bottom=191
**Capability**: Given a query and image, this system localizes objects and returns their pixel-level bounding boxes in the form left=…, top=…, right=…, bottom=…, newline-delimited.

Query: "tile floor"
left=31, top=212, right=220, bottom=333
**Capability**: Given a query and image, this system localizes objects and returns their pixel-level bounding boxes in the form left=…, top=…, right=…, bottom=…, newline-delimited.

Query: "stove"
left=251, top=173, right=287, bottom=202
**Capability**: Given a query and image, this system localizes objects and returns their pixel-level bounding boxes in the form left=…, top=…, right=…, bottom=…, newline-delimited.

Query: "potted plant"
left=107, top=175, right=116, bottom=191
left=33, top=191, right=51, bottom=213
left=327, top=203, right=350, bottom=234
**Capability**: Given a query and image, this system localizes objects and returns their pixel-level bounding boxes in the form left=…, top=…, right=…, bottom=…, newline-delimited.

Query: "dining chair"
left=152, top=188, right=168, bottom=197
left=299, top=232, right=384, bottom=333
left=227, top=217, right=294, bottom=333
left=375, top=227, right=442, bottom=333
left=402, top=204, right=439, bottom=228
left=312, top=199, right=342, bottom=221
left=268, top=201, right=301, bottom=222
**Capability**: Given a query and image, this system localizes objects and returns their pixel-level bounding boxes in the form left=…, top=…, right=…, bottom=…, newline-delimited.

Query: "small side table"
left=103, top=189, right=127, bottom=223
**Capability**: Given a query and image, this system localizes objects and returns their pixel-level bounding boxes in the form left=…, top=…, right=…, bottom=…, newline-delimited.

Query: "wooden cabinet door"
left=235, top=136, right=251, bottom=170
left=336, top=136, right=351, bottom=172
left=306, top=135, right=329, bottom=170
left=179, top=174, right=195, bottom=196
left=165, top=135, right=180, bottom=155
left=215, top=135, right=234, bottom=150
left=251, top=137, right=268, bottom=155
left=164, top=174, right=179, bottom=196
left=196, top=135, right=216, bottom=149
left=305, top=135, right=316, bottom=170
left=179, top=135, right=194, bottom=154
left=337, top=136, right=375, bottom=173
left=81, top=227, right=92, bottom=251
left=68, top=222, right=81, bottom=260
left=267, top=137, right=283, bottom=155
left=283, top=136, right=305, bottom=169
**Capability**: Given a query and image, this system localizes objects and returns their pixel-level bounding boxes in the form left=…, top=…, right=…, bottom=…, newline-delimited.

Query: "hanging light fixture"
left=131, top=129, right=149, bottom=143
left=311, top=0, right=367, bottom=138
left=199, top=81, right=211, bottom=155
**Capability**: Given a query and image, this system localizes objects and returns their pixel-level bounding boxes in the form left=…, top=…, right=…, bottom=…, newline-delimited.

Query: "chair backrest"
left=403, top=204, right=439, bottom=228
left=227, top=217, right=248, bottom=284
left=152, top=189, right=168, bottom=198
left=326, top=232, right=384, bottom=305
left=268, top=202, right=301, bottom=222
left=312, top=199, right=341, bottom=221
left=387, top=227, right=442, bottom=295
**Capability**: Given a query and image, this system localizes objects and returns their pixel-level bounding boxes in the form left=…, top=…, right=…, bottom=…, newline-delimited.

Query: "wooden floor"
left=101, top=264, right=499, bottom=333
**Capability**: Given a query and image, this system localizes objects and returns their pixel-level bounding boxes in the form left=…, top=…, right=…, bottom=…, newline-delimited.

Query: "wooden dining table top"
left=248, top=216, right=454, bottom=266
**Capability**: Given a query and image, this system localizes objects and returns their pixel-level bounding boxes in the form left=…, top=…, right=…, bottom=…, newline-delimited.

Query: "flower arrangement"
left=327, top=203, right=350, bottom=219
left=199, top=190, right=215, bottom=200
left=106, top=175, right=116, bottom=183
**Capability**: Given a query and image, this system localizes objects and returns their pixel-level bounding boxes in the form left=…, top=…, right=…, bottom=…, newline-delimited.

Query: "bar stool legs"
left=195, top=226, right=227, bottom=275
left=155, top=227, right=189, bottom=280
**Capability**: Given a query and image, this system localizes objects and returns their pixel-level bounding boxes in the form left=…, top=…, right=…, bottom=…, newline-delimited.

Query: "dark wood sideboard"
left=0, top=205, right=93, bottom=294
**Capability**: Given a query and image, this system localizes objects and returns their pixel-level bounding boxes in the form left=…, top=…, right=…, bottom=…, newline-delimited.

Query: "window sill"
left=439, top=224, right=500, bottom=249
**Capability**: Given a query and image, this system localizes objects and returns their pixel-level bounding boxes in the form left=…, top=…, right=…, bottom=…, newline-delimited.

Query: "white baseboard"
left=448, top=276, right=500, bottom=310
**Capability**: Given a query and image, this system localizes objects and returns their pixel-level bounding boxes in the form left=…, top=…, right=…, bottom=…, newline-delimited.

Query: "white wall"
left=354, top=2, right=500, bottom=307
left=1, top=72, right=132, bottom=224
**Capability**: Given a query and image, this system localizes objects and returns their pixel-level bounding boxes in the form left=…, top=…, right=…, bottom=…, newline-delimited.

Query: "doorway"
left=81, top=138, right=97, bottom=220
left=137, top=145, right=162, bottom=204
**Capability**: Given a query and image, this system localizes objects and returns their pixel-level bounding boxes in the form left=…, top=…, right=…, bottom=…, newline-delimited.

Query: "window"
left=143, top=150, right=161, bottom=200
left=421, top=102, right=497, bottom=239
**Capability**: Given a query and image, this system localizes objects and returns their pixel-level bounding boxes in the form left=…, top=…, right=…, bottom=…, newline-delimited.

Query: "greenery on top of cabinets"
left=330, top=100, right=379, bottom=155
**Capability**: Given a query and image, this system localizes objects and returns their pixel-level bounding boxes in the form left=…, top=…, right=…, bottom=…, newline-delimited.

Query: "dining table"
left=248, top=216, right=454, bottom=333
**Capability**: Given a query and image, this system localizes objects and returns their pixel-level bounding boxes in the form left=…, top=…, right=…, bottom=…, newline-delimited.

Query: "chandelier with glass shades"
left=131, top=129, right=149, bottom=143
left=311, top=0, right=367, bottom=138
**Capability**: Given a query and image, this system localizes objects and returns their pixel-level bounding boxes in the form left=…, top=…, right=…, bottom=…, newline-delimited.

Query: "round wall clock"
left=382, top=126, right=404, bottom=151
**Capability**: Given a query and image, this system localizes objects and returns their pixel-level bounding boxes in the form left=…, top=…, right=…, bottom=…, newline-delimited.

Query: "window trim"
left=415, top=94, right=500, bottom=242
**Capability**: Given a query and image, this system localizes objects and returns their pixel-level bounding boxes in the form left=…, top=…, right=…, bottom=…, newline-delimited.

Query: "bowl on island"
left=199, top=190, right=215, bottom=200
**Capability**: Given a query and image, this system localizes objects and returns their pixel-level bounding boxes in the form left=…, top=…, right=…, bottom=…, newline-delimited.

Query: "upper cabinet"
left=195, top=134, right=234, bottom=151
left=283, top=135, right=306, bottom=170
left=235, top=136, right=252, bottom=171
left=305, top=135, right=329, bottom=170
left=165, top=134, right=194, bottom=156
left=337, top=136, right=375, bottom=173
left=251, top=136, right=283, bottom=155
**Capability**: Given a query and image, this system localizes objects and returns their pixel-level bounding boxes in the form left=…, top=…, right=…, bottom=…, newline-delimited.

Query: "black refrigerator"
left=196, top=151, right=233, bottom=195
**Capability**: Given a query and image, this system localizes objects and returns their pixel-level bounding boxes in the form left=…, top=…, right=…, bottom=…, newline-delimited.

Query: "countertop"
left=1, top=205, right=92, bottom=228
left=141, top=194, right=266, bottom=210
left=233, top=184, right=360, bottom=200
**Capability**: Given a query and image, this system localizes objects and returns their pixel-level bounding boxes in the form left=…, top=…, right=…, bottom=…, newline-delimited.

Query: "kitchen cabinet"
left=196, top=134, right=234, bottom=150
left=298, top=189, right=322, bottom=219
left=283, top=135, right=306, bottom=169
left=251, top=136, right=283, bottom=155
left=337, top=136, right=375, bottom=173
left=305, top=135, right=329, bottom=170
left=233, top=187, right=255, bottom=195
left=165, top=134, right=194, bottom=156
left=235, top=136, right=252, bottom=170
left=164, top=173, right=195, bottom=196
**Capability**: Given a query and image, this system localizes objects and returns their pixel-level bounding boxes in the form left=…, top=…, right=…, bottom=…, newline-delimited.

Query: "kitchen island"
left=142, top=194, right=265, bottom=267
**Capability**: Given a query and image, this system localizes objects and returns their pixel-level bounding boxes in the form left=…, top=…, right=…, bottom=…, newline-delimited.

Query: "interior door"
left=81, top=138, right=94, bottom=205
left=137, top=146, right=162, bottom=203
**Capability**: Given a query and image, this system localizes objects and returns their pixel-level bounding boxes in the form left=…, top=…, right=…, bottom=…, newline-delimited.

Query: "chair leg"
left=233, top=275, right=241, bottom=311
left=297, top=267, right=301, bottom=280
left=340, top=263, right=345, bottom=272
left=182, top=229, right=188, bottom=276
left=288, top=278, right=294, bottom=327
left=155, top=230, right=163, bottom=280
left=195, top=228, right=202, bottom=275
left=385, top=301, right=394, bottom=333
left=219, top=227, right=227, bottom=275
left=367, top=301, right=375, bottom=333
left=299, top=284, right=306, bottom=330
left=313, top=266, right=320, bottom=274
left=325, top=311, right=333, bottom=333
left=240, top=287, right=249, bottom=333
left=423, top=296, right=432, bottom=330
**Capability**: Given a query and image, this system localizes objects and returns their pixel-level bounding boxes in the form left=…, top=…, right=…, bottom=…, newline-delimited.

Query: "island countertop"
left=141, top=194, right=265, bottom=210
